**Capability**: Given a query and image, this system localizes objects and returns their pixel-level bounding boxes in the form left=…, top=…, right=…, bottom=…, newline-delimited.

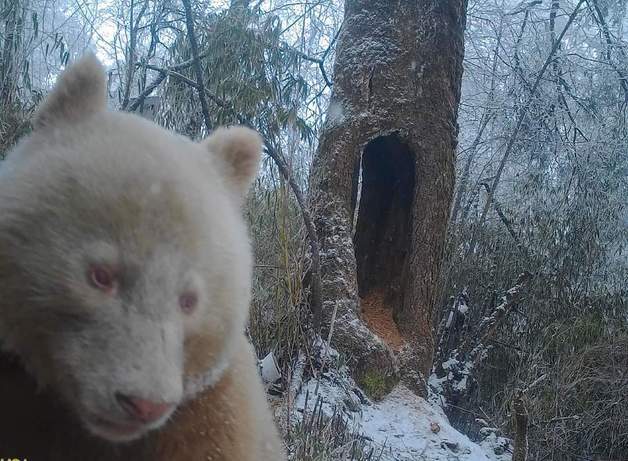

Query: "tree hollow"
left=352, top=134, right=415, bottom=347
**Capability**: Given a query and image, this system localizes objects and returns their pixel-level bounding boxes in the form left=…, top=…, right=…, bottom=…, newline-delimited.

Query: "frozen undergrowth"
left=294, top=361, right=511, bottom=461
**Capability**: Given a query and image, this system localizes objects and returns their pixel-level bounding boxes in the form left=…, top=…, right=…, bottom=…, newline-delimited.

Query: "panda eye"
left=88, top=265, right=117, bottom=293
left=179, top=291, right=198, bottom=314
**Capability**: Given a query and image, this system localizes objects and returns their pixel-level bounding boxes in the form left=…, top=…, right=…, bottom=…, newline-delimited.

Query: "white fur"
left=0, top=55, right=263, bottom=443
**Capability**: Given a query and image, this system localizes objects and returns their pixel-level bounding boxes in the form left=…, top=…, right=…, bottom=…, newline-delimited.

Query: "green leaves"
left=161, top=5, right=315, bottom=146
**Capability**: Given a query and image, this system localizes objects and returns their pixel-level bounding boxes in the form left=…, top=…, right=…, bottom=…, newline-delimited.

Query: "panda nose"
left=115, top=393, right=174, bottom=423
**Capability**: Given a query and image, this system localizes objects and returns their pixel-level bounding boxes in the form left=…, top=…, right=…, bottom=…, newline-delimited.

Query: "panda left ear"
left=201, top=126, right=262, bottom=198
left=34, top=53, right=107, bottom=129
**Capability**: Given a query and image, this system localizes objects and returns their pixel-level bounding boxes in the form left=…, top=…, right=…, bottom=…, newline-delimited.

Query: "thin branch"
left=121, top=0, right=149, bottom=110
left=475, top=0, right=585, bottom=230
left=479, top=182, right=527, bottom=256
left=142, top=63, right=199, bottom=87
left=127, top=71, right=166, bottom=112
left=460, top=271, right=532, bottom=358
left=586, top=0, right=628, bottom=102
left=181, top=0, right=212, bottom=133
left=265, top=144, right=323, bottom=332
left=126, top=50, right=216, bottom=112
left=280, top=22, right=341, bottom=89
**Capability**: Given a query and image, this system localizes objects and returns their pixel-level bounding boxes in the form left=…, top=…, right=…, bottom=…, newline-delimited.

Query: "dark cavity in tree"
left=352, top=134, right=415, bottom=314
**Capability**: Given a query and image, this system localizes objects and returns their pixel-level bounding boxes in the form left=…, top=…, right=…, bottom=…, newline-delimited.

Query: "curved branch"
left=265, top=144, right=323, bottom=332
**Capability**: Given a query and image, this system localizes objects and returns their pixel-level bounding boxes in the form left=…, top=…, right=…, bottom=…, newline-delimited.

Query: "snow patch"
left=326, top=101, right=345, bottom=125
left=296, top=372, right=511, bottom=461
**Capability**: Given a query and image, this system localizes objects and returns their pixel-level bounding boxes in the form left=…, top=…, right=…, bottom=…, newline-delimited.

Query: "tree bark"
left=0, top=0, right=21, bottom=106
left=512, top=390, right=529, bottom=461
left=308, top=0, right=466, bottom=396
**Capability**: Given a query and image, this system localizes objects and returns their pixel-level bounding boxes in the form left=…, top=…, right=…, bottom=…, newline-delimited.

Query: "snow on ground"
left=295, top=372, right=511, bottom=461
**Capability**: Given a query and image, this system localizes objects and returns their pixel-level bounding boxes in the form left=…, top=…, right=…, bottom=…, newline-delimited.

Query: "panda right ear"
left=201, top=126, right=263, bottom=199
left=34, top=53, right=107, bottom=129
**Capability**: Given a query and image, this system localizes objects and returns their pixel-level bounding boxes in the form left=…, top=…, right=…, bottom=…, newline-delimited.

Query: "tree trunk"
left=308, top=0, right=466, bottom=396
left=0, top=0, right=21, bottom=106
left=512, top=391, right=529, bottom=461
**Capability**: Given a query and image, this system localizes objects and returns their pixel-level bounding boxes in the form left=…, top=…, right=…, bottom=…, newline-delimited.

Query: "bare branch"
left=586, top=0, right=628, bottom=102
left=181, top=0, right=213, bottom=134
left=127, top=72, right=167, bottom=112
left=475, top=0, right=585, bottom=230
left=121, top=0, right=149, bottom=110
left=265, top=144, right=323, bottom=332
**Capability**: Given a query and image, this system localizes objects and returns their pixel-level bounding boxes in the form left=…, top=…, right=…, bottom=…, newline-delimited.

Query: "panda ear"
left=34, top=53, right=107, bottom=129
left=202, top=126, right=262, bottom=198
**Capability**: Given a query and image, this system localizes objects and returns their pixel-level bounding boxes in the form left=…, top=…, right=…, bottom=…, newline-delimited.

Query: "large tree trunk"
left=308, top=0, right=466, bottom=396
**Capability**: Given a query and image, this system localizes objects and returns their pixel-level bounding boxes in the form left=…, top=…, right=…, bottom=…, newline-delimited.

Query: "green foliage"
left=526, top=335, right=628, bottom=460
left=161, top=4, right=314, bottom=146
left=246, top=179, right=307, bottom=372
left=358, top=370, right=395, bottom=402
left=543, top=312, right=607, bottom=355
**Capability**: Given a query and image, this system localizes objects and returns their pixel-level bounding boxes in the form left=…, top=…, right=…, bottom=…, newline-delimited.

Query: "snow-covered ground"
left=295, top=372, right=511, bottom=461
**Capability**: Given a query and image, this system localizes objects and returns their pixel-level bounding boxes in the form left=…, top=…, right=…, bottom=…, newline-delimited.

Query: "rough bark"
left=308, top=0, right=466, bottom=396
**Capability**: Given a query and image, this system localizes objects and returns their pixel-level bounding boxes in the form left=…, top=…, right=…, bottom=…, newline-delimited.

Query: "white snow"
left=446, top=310, right=454, bottom=328
left=295, top=373, right=512, bottom=461
left=326, top=101, right=345, bottom=125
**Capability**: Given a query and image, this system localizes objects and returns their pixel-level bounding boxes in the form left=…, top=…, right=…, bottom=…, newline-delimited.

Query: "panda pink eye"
left=179, top=292, right=198, bottom=314
left=88, top=265, right=116, bottom=293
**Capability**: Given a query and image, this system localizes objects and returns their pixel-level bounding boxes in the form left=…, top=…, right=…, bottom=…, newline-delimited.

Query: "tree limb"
left=181, top=0, right=212, bottom=134
left=121, top=0, right=149, bottom=110
left=265, top=144, right=323, bottom=332
left=127, top=71, right=166, bottom=112
left=586, top=0, right=628, bottom=102
left=479, top=182, right=526, bottom=255
left=459, top=271, right=532, bottom=358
